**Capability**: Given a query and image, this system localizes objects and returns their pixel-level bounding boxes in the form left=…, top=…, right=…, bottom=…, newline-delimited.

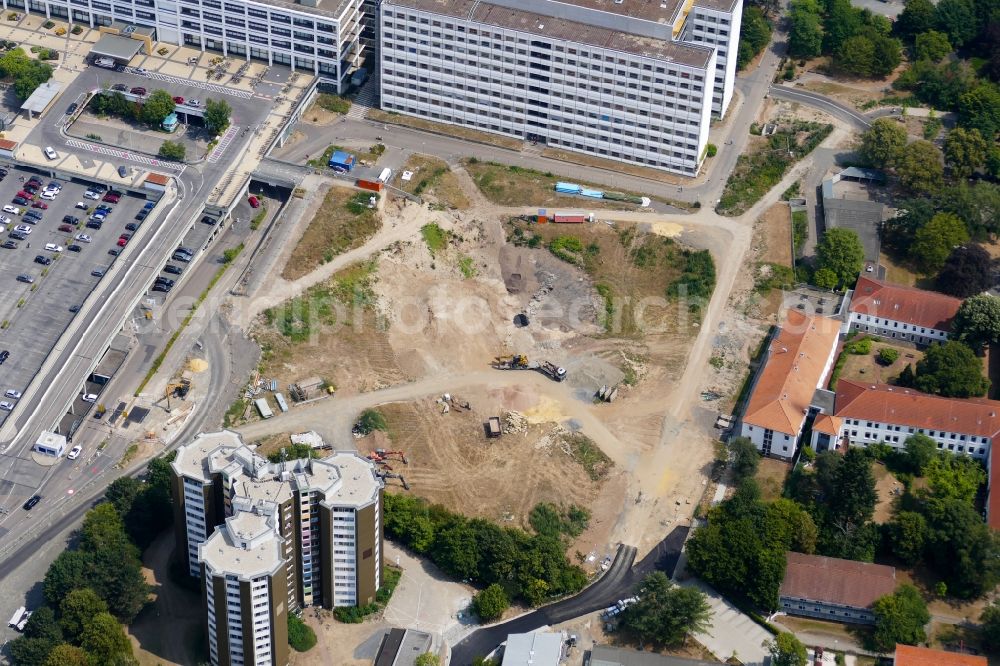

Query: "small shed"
left=20, top=81, right=61, bottom=119
left=143, top=172, right=170, bottom=192
left=89, top=32, right=145, bottom=63
left=0, top=138, right=17, bottom=159
left=328, top=150, right=356, bottom=171
left=34, top=431, right=67, bottom=457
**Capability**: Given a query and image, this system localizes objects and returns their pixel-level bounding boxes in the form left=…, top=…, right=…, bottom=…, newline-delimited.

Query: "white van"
left=377, top=168, right=392, bottom=183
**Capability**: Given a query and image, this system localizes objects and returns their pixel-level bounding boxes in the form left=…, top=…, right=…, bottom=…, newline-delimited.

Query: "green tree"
left=871, top=36, right=903, bottom=78
left=356, top=408, right=388, bottom=434
left=618, top=572, right=712, bottom=646
left=914, top=340, right=990, bottom=397
left=767, top=498, right=819, bottom=554
left=904, top=434, right=938, bottom=474
left=945, top=127, right=988, bottom=178
left=22, top=607, right=62, bottom=644
left=887, top=511, right=928, bottom=564
left=925, top=497, right=1000, bottom=597
left=140, top=89, right=176, bottom=125
left=60, top=587, right=108, bottom=641
left=896, top=0, right=938, bottom=39
left=911, top=213, right=970, bottom=274
left=157, top=140, right=186, bottom=161
left=105, top=477, right=143, bottom=517
left=935, top=0, right=977, bottom=47
left=826, top=447, right=878, bottom=532
left=914, top=30, right=953, bottom=60
left=7, top=636, right=56, bottom=666
left=81, top=502, right=129, bottom=552
left=415, top=654, right=441, bottom=666
left=878, top=348, right=900, bottom=365
left=472, top=583, right=509, bottom=621
left=925, top=454, right=987, bottom=502
left=872, top=584, right=930, bottom=652
left=952, top=294, right=1000, bottom=350
left=42, top=645, right=89, bottom=666
left=43, top=550, right=91, bottom=606
left=816, top=228, right=865, bottom=289
left=937, top=245, right=992, bottom=297
left=959, top=83, right=1000, bottom=141
left=812, top=267, right=839, bottom=290
left=737, top=7, right=773, bottom=69
left=937, top=181, right=1000, bottom=238
left=204, top=98, right=233, bottom=134
left=896, top=140, right=945, bottom=193
left=861, top=118, right=908, bottom=168
left=789, top=0, right=824, bottom=58
left=288, top=614, right=317, bottom=651
left=80, top=612, right=134, bottom=665
left=768, top=632, right=808, bottom=666
left=728, top=436, right=760, bottom=483
left=836, top=35, right=876, bottom=77
left=980, top=599, right=1000, bottom=652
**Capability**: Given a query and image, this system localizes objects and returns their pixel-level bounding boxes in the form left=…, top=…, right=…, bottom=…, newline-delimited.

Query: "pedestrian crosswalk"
left=207, top=126, right=239, bottom=164
left=124, top=67, right=259, bottom=100
left=64, top=139, right=187, bottom=173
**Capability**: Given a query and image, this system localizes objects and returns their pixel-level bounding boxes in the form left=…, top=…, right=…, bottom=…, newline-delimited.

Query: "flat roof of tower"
left=200, top=511, right=285, bottom=578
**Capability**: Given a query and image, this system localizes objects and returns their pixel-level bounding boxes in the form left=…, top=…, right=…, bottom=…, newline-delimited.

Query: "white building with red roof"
left=739, top=311, right=841, bottom=460
left=847, top=276, right=961, bottom=345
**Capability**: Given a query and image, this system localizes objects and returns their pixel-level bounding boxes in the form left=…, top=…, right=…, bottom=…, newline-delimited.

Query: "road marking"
left=124, top=67, right=261, bottom=100
left=206, top=125, right=239, bottom=164
left=64, top=139, right=187, bottom=173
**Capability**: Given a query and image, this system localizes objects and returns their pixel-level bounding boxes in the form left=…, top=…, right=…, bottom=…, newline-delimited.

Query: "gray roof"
left=822, top=197, right=885, bottom=262
left=589, top=645, right=721, bottom=666
left=374, top=629, right=433, bottom=666
left=20, top=81, right=61, bottom=114
left=89, top=33, right=144, bottom=61
left=502, top=633, right=563, bottom=666
left=839, top=166, right=885, bottom=182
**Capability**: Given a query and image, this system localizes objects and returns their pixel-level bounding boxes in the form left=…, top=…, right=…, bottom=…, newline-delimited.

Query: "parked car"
left=67, top=445, right=82, bottom=460
left=65, top=102, right=78, bottom=115
left=125, top=222, right=139, bottom=231
left=81, top=393, right=97, bottom=403
left=248, top=195, right=260, bottom=208
left=62, top=215, right=79, bottom=224
left=47, top=181, right=61, bottom=191
left=187, top=98, right=202, bottom=107
left=84, top=190, right=101, bottom=200
left=13, top=225, right=31, bottom=234
left=152, top=283, right=171, bottom=293
left=172, top=252, right=191, bottom=263
left=91, top=268, right=104, bottom=277
left=117, top=236, right=129, bottom=247
left=172, top=96, right=184, bottom=105
left=96, top=204, right=113, bottom=213
left=31, top=201, right=47, bottom=209
left=0, top=350, right=8, bottom=364
left=1, top=240, right=17, bottom=249
left=129, top=87, right=146, bottom=96
left=85, top=220, right=102, bottom=230
left=135, top=210, right=148, bottom=221
left=44, top=243, right=62, bottom=253
left=111, top=83, right=127, bottom=91
left=75, top=233, right=92, bottom=243
left=16, top=274, right=34, bottom=283
left=4, top=389, right=21, bottom=399
left=143, top=201, right=155, bottom=210
left=8, top=232, right=26, bottom=241
left=75, top=201, right=88, bottom=209
left=67, top=244, right=82, bottom=253
left=33, top=255, right=51, bottom=266
left=155, top=277, right=174, bottom=287
left=117, top=165, right=128, bottom=178
left=102, top=192, right=121, bottom=203
left=0, top=401, right=13, bottom=411
left=43, top=146, right=58, bottom=160
left=58, top=224, right=74, bottom=232
left=108, top=248, right=120, bottom=256
left=22, top=495, right=41, bottom=511
left=11, top=197, right=27, bottom=206
left=164, top=264, right=183, bottom=275
left=40, top=191, right=57, bottom=201
left=200, top=215, right=216, bottom=225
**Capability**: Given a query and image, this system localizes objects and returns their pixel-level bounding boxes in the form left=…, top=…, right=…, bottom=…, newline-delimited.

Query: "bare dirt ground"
left=872, top=462, right=905, bottom=524
left=758, top=202, right=793, bottom=267
left=397, top=154, right=471, bottom=210
left=792, top=59, right=906, bottom=109
left=128, top=532, right=205, bottom=666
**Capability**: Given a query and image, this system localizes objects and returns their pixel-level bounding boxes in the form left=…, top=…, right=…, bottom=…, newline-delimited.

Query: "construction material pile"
left=503, top=411, right=528, bottom=434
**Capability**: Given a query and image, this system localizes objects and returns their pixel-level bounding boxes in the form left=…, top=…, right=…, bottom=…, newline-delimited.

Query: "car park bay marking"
left=124, top=67, right=260, bottom=100
left=64, top=139, right=186, bottom=174
left=206, top=125, right=239, bottom=164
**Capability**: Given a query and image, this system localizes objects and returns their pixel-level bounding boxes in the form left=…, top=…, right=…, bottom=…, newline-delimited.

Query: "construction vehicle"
left=368, top=449, right=410, bottom=465
left=164, top=377, right=192, bottom=413
left=376, top=471, right=409, bottom=490
left=492, top=354, right=567, bottom=381
left=486, top=417, right=502, bottom=438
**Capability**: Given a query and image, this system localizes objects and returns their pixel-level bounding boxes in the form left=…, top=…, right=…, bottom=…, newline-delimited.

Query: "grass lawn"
left=281, top=187, right=380, bottom=280
left=839, top=339, right=921, bottom=386
left=754, top=457, right=790, bottom=501
left=399, top=154, right=470, bottom=210
left=879, top=252, right=922, bottom=287
left=367, top=108, right=525, bottom=150
left=465, top=160, right=649, bottom=209
left=308, top=142, right=385, bottom=169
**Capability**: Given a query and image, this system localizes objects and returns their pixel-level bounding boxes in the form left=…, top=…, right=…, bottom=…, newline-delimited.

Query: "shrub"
left=706, top=143, right=718, bottom=157
left=878, top=348, right=899, bottom=365
left=846, top=337, right=871, bottom=355
left=472, top=584, right=509, bottom=622
left=287, top=615, right=316, bottom=652
left=356, top=409, right=387, bottom=435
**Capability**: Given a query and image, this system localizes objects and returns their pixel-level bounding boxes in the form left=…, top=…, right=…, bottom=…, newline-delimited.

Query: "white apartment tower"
left=171, top=431, right=384, bottom=666
left=2, top=0, right=364, bottom=85
left=379, top=0, right=742, bottom=176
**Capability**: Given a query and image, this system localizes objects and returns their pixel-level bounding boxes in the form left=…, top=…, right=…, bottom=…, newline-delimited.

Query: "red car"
left=172, top=96, right=184, bottom=104
left=26, top=178, right=41, bottom=187
left=31, top=201, right=47, bottom=209
left=248, top=195, right=260, bottom=208
left=103, top=192, right=121, bottom=203
left=117, top=235, right=130, bottom=247
left=130, top=87, right=147, bottom=96
left=16, top=190, right=31, bottom=199
left=58, top=224, right=74, bottom=232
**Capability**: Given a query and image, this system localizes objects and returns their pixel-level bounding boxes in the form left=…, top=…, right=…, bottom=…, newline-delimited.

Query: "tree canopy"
left=815, top=228, right=865, bottom=289
left=860, top=118, right=907, bottom=167
left=204, top=98, right=233, bottom=134
left=79, top=613, right=134, bottom=665
left=0, top=48, right=54, bottom=100
left=914, top=30, right=952, bottom=61
left=945, top=127, right=988, bottom=177
left=911, top=212, right=970, bottom=274
left=140, top=89, right=176, bottom=125
left=738, top=7, right=772, bottom=70
left=472, top=584, right=509, bottom=622
left=728, top=436, right=761, bottom=484
left=896, top=140, right=945, bottom=193
left=768, top=632, right=808, bottom=666
left=872, top=584, right=930, bottom=652
left=618, top=572, right=712, bottom=646
left=936, top=245, right=992, bottom=297
left=952, top=294, right=1000, bottom=349
left=913, top=340, right=990, bottom=397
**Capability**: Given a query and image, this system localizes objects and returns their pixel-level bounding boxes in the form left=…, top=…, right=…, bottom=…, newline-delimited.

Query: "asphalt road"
left=767, top=84, right=873, bottom=130
left=448, top=526, right=689, bottom=665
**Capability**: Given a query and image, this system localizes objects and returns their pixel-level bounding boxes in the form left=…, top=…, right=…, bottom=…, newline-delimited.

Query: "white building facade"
left=379, top=0, right=740, bottom=176
left=847, top=276, right=961, bottom=346
left=4, top=0, right=363, bottom=84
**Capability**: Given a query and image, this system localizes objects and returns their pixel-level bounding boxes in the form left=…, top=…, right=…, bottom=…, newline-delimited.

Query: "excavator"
left=492, top=354, right=529, bottom=370
left=376, top=471, right=410, bottom=491
left=370, top=448, right=408, bottom=465
left=164, top=377, right=192, bottom=413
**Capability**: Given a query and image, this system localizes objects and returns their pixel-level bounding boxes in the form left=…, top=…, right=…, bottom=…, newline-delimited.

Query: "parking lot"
left=0, top=166, right=158, bottom=426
